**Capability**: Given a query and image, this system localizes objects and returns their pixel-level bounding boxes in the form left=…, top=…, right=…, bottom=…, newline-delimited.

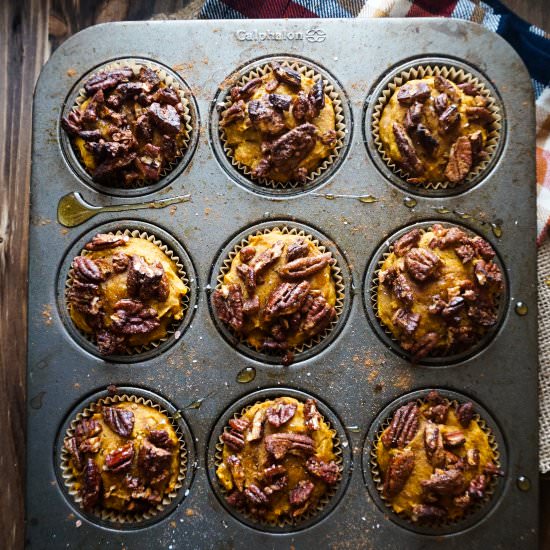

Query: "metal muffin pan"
left=27, top=18, right=537, bottom=549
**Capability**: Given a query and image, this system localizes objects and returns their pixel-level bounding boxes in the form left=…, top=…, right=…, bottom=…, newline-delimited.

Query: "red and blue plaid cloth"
left=200, top=0, right=550, bottom=244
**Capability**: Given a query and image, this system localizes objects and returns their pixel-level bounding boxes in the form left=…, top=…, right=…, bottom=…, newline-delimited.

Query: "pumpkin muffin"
left=64, top=400, right=181, bottom=515
left=377, top=224, right=504, bottom=361
left=212, top=229, right=338, bottom=364
left=374, top=390, right=503, bottom=523
left=67, top=232, right=188, bottom=355
left=378, top=75, right=494, bottom=185
left=220, top=62, right=338, bottom=184
left=62, top=64, right=189, bottom=187
left=216, top=396, right=341, bottom=523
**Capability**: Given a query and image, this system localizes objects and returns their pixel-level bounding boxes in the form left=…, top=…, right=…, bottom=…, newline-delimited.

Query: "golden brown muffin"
left=216, top=396, right=340, bottom=522
left=64, top=400, right=181, bottom=515
left=212, top=229, right=338, bottom=364
left=220, top=62, right=338, bottom=184
left=377, top=224, right=503, bottom=361
left=375, top=390, right=502, bottom=523
left=62, top=64, right=189, bottom=188
left=378, top=75, right=494, bottom=185
left=67, top=232, right=188, bottom=355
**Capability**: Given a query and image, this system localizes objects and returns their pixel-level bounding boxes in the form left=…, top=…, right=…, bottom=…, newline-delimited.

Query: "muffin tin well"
left=28, top=18, right=537, bottom=549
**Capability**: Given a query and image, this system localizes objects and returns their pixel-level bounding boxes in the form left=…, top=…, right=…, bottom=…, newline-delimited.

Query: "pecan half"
left=264, top=281, right=310, bottom=320
left=421, top=468, right=466, bottom=496
left=473, top=260, right=503, bottom=290
left=443, top=431, right=466, bottom=448
left=292, top=91, right=319, bottom=122
left=300, top=294, right=336, bottom=337
left=381, top=402, right=419, bottom=449
left=310, top=79, right=325, bottom=111
left=471, top=236, right=495, bottom=260
left=405, top=248, right=441, bottom=282
left=221, top=99, right=246, bottom=126
left=138, top=439, right=172, bottom=484
left=396, top=82, right=431, bottom=105
left=456, top=402, right=475, bottom=427
left=392, top=308, right=420, bottom=335
left=96, top=330, right=126, bottom=355
left=126, top=255, right=169, bottom=302
left=434, top=75, right=459, bottom=102
left=455, top=243, right=476, bottom=263
left=434, top=93, right=448, bottom=114
left=85, top=233, right=129, bottom=251
left=105, top=443, right=134, bottom=473
left=304, top=399, right=322, bottom=431
left=148, top=102, right=181, bottom=135
left=429, top=225, right=468, bottom=249
left=458, top=82, right=479, bottom=96
left=247, top=408, right=267, bottom=442
left=411, top=504, right=447, bottom=522
left=266, top=400, right=297, bottom=427
left=379, top=267, right=413, bottom=305
left=445, top=136, right=472, bottom=183
left=74, top=418, right=101, bottom=442
left=248, top=99, right=287, bottom=135
left=264, top=433, right=315, bottom=460
left=222, top=429, right=245, bottom=452
left=289, top=480, right=314, bottom=506
left=79, top=436, right=101, bottom=454
left=244, top=484, right=268, bottom=505
left=467, top=474, right=488, bottom=500
left=148, top=430, right=175, bottom=449
left=67, top=279, right=102, bottom=317
left=239, top=246, right=256, bottom=264
left=243, top=296, right=260, bottom=316
left=72, top=256, right=108, bottom=283
left=424, top=403, right=450, bottom=424
left=393, top=229, right=421, bottom=257
left=392, top=122, right=424, bottom=176
left=305, top=457, right=340, bottom=485
left=404, top=101, right=423, bottom=132
left=82, top=458, right=102, bottom=509
left=285, top=238, right=309, bottom=262
left=102, top=406, right=135, bottom=438
left=272, top=63, right=302, bottom=88
left=110, top=299, right=160, bottom=335
left=84, top=67, right=133, bottom=95
left=263, top=464, right=287, bottom=480
left=229, top=417, right=250, bottom=433
left=263, top=475, right=288, bottom=497
left=231, top=77, right=262, bottom=101
left=227, top=455, right=245, bottom=492
left=465, top=106, right=493, bottom=123
left=212, top=284, right=244, bottom=332
left=250, top=240, right=284, bottom=277
left=483, top=461, right=504, bottom=477
left=64, top=437, right=84, bottom=471
left=279, top=253, right=331, bottom=280
left=383, top=450, right=415, bottom=498
left=267, top=93, right=292, bottom=111
left=424, top=422, right=443, bottom=459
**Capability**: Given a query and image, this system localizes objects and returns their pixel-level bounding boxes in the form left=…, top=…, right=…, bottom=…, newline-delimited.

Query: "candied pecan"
left=455, top=243, right=476, bottom=263
left=467, top=301, right=498, bottom=327
left=381, top=402, right=419, bottom=449
left=226, top=490, right=246, bottom=508
left=226, top=455, right=245, bottom=492
left=320, top=129, right=337, bottom=146
left=474, top=260, right=502, bottom=290
left=454, top=492, right=472, bottom=509
left=131, top=485, right=162, bottom=504
left=434, top=93, right=448, bottom=114
left=244, top=484, right=268, bottom=505
left=465, top=106, right=492, bottom=123
left=429, top=226, right=468, bottom=250
left=426, top=390, right=444, bottom=405
left=379, top=267, right=414, bottom=305
left=483, top=461, right=504, bottom=477
left=263, top=475, right=288, bottom=496
left=467, top=474, right=488, bottom=500
left=84, top=67, right=133, bottom=95
left=431, top=449, right=462, bottom=470
left=220, top=100, right=246, bottom=126
left=264, top=433, right=315, bottom=460
left=439, top=104, right=461, bottom=132
left=392, top=122, right=424, bottom=176
left=266, top=400, right=297, bottom=427
left=264, top=464, right=287, bottom=480
left=247, top=408, right=267, bottom=442
left=102, top=406, right=135, bottom=438
left=310, top=79, right=325, bottom=110
left=383, top=450, right=415, bottom=498
left=148, top=102, right=181, bottom=135
left=222, top=429, right=245, bottom=452
left=265, top=78, right=279, bottom=92
left=250, top=240, right=284, bottom=276
left=64, top=437, right=84, bottom=470
left=111, top=252, right=130, bottom=273
left=441, top=296, right=465, bottom=319
left=456, top=402, right=475, bottom=427
left=424, top=403, right=450, bottom=424
left=466, top=449, right=480, bottom=468
left=434, top=75, right=459, bottom=101
left=305, top=457, right=340, bottom=485
left=78, top=129, right=102, bottom=141
left=96, top=330, right=126, bottom=355
left=213, top=284, right=244, bottom=332
left=82, top=458, right=102, bottom=509
left=243, top=296, right=260, bottom=316
left=458, top=82, right=478, bottom=95
left=151, top=87, right=179, bottom=106
left=404, top=102, right=423, bottom=132
left=397, top=82, right=431, bottom=105
left=229, top=417, right=250, bottom=433
left=471, top=236, right=495, bottom=260
left=410, top=332, right=439, bottom=361
left=405, top=248, right=441, bottom=282
left=393, top=229, right=421, bottom=257
left=292, top=91, right=318, bottom=122
left=239, top=246, right=256, bottom=263
left=67, top=279, right=102, bottom=316
left=424, top=422, right=443, bottom=459
left=75, top=418, right=101, bottom=441
left=236, top=264, right=256, bottom=292
left=289, top=480, right=314, bottom=506
left=415, top=124, right=439, bottom=153
left=61, top=110, right=83, bottom=136
left=304, top=398, right=322, bottom=431
left=105, top=443, right=134, bottom=473
left=272, top=63, right=302, bottom=88
left=264, top=281, right=310, bottom=320
left=79, top=437, right=101, bottom=454
left=443, top=431, right=466, bottom=448
left=248, top=99, right=287, bottom=134
left=279, top=253, right=331, bottom=280
left=300, top=294, right=336, bottom=337
left=110, top=299, right=160, bottom=335
left=148, top=430, right=175, bottom=449
left=93, top=153, right=137, bottom=181
left=138, top=439, right=172, bottom=483
left=126, top=255, right=169, bottom=302
left=445, top=136, right=472, bottom=183
left=286, top=238, right=309, bottom=262
left=411, top=504, right=447, bottom=522
left=392, top=308, right=420, bottom=335
left=136, top=66, right=161, bottom=89
left=231, top=77, right=262, bottom=101
left=421, top=468, right=466, bottom=496
left=85, top=233, right=129, bottom=251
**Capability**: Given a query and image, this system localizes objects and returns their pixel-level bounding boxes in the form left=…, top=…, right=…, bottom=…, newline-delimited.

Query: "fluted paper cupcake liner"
left=218, top=59, right=346, bottom=190
left=65, top=228, right=189, bottom=355
left=371, top=64, right=502, bottom=190
left=60, top=393, right=188, bottom=524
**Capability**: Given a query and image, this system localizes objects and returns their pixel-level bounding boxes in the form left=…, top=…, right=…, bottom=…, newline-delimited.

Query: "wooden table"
left=1, top=1, right=548, bottom=547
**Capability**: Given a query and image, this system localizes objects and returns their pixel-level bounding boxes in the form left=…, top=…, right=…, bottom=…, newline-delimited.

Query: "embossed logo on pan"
left=235, top=28, right=326, bottom=42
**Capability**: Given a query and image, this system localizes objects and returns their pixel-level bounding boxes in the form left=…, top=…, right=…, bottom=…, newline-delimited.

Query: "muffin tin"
left=27, top=18, right=538, bottom=548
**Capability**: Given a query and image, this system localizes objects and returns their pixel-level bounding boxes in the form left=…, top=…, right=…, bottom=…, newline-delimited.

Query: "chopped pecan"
left=467, top=474, right=488, bottom=500
left=379, top=267, right=414, bottom=305
left=230, top=77, right=262, bottom=101
left=248, top=99, right=287, bottom=134
left=311, top=79, right=325, bottom=111
left=458, top=82, right=478, bottom=96
left=434, top=75, right=459, bottom=101
left=289, top=480, right=314, bottom=506
left=250, top=240, right=284, bottom=277
left=67, top=279, right=102, bottom=316
left=405, top=247, right=441, bottom=282
left=79, top=437, right=101, bottom=454
left=151, top=87, right=179, bottom=106
left=393, top=229, right=421, bottom=257
left=228, top=417, right=250, bottom=433
left=392, top=308, right=420, bottom=335
left=473, top=260, right=503, bottom=290
left=483, top=461, right=504, bottom=477
left=300, top=294, right=336, bottom=337
left=84, top=67, right=133, bottom=95
left=383, top=450, right=415, bottom=498
left=381, top=402, right=419, bottom=449
left=239, top=246, right=256, bottom=263
left=434, top=92, right=448, bottom=114
left=410, top=332, right=439, bottom=361
left=138, top=439, right=172, bottom=483
left=465, top=106, right=493, bottom=123
left=431, top=449, right=462, bottom=470
left=443, top=431, right=466, bottom=448
left=96, top=330, right=126, bottom=355
left=85, top=233, right=129, bottom=251
left=264, top=433, right=315, bottom=460
left=64, top=437, right=84, bottom=470
left=455, top=243, right=476, bottom=263
left=467, top=301, right=498, bottom=327
left=471, top=236, right=495, bottom=260
left=445, top=136, right=472, bottom=183
left=222, top=429, right=245, bottom=452
left=227, top=455, right=245, bottom=492
left=105, top=443, right=134, bottom=472
left=439, top=104, right=461, bottom=132
left=286, top=238, right=309, bottom=262
left=213, top=284, right=244, bottom=332
left=267, top=94, right=292, bottom=112
left=456, top=402, right=475, bottom=427
left=266, top=400, right=297, bottom=427
left=305, top=457, right=340, bottom=485
left=415, top=124, right=439, bottom=153
left=265, top=78, right=279, bottom=92
left=424, top=422, right=443, bottom=459
left=264, top=281, right=310, bottom=320
left=441, top=296, right=465, bottom=319
left=148, top=102, right=181, bottom=135
left=75, top=418, right=102, bottom=442
left=272, top=63, right=302, bottom=88
left=304, top=399, right=322, bottom=431
left=392, top=122, right=424, bottom=176
left=404, top=102, right=423, bottom=131
left=221, top=99, right=246, bottom=126
left=247, top=409, right=267, bottom=442
left=466, top=449, right=480, bottom=468
left=244, top=484, right=268, bottom=505
left=243, top=296, right=260, bottom=316
left=126, top=255, right=169, bottom=302
left=292, top=91, right=319, bottom=122
left=102, top=406, right=135, bottom=438
left=130, top=486, right=162, bottom=504
left=111, top=252, right=130, bottom=273
left=411, top=504, right=447, bottom=522
left=110, top=299, right=160, bottom=335
left=424, top=403, right=450, bottom=424
left=397, top=82, right=431, bottom=105
left=82, top=458, right=102, bottom=509
left=421, top=468, right=466, bottom=496
left=263, top=475, right=288, bottom=496
left=279, top=252, right=331, bottom=280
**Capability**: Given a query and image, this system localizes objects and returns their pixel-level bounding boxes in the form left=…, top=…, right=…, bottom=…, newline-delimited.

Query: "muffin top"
left=216, top=396, right=340, bottom=522
left=67, top=233, right=187, bottom=355
left=64, top=400, right=181, bottom=515
left=375, top=390, right=502, bottom=523
left=377, top=224, right=503, bottom=361
left=62, top=65, right=188, bottom=187
left=212, top=229, right=337, bottom=364
left=378, top=75, right=494, bottom=185
left=220, top=62, right=338, bottom=184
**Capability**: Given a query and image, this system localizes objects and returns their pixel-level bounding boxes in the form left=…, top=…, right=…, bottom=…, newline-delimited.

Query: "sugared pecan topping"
left=243, top=296, right=260, bottom=316
left=227, top=455, right=245, bottom=492
left=213, top=284, right=244, bottom=333
left=305, top=457, right=340, bottom=485
left=110, top=299, right=160, bottom=335
left=244, top=484, right=268, bottom=505
left=263, top=464, right=287, bottom=480
left=247, top=408, right=267, bottom=442
left=279, top=252, right=331, bottom=280
left=424, top=402, right=450, bottom=424
left=286, top=238, right=309, bottom=262
left=64, top=437, right=84, bottom=470
left=405, top=248, right=441, bottom=282
left=381, top=402, right=419, bottom=449
left=456, top=402, right=475, bottom=427
left=311, top=79, right=325, bottom=111
left=455, top=243, right=476, bottom=263
left=67, top=279, right=102, bottom=317
left=467, top=301, right=498, bottom=327
left=431, top=449, right=462, bottom=470
left=473, top=260, right=503, bottom=290
left=411, top=504, right=447, bottom=522
left=111, top=252, right=130, bottom=273
left=239, top=246, right=256, bottom=263
left=393, top=229, right=421, bottom=257
left=392, top=308, right=420, bottom=335
left=471, top=236, right=495, bottom=260
left=467, top=474, right=488, bottom=500
left=465, top=106, right=493, bottom=123
left=443, top=431, right=466, bottom=448
left=469, top=129, right=484, bottom=159
left=102, top=406, right=135, bottom=438
left=267, top=93, right=292, bottom=111
left=72, top=256, right=108, bottom=283
left=148, top=430, right=175, bottom=449
left=272, top=63, right=302, bottom=88
left=466, top=449, right=480, bottom=468
left=148, top=102, right=181, bottom=135
left=434, top=92, right=448, bottom=114
left=292, top=91, right=320, bottom=122
left=231, top=77, right=262, bottom=101
left=105, top=443, right=134, bottom=472
left=410, top=332, right=439, bottom=361
left=85, top=233, right=129, bottom=251
left=421, top=468, right=466, bottom=496
left=404, top=101, right=423, bottom=132
left=383, top=450, right=415, bottom=498
left=222, top=429, right=245, bottom=452
left=379, top=267, right=414, bottom=305
left=96, top=330, right=126, bottom=355
left=424, top=422, right=443, bottom=459
left=300, top=294, right=336, bottom=337
left=266, top=400, right=297, bottom=427
left=226, top=489, right=246, bottom=508
left=289, top=480, right=314, bottom=506
left=439, top=104, right=461, bottom=132
left=263, top=475, right=288, bottom=497
left=79, top=437, right=101, bottom=454
left=392, top=122, right=424, bottom=176
left=250, top=240, right=284, bottom=277
left=75, top=418, right=102, bottom=441
left=221, top=99, right=246, bottom=126
left=429, top=224, right=468, bottom=249
left=264, top=281, right=310, bottom=320
left=61, top=110, right=84, bottom=136
left=458, top=82, right=478, bottom=96
left=126, top=255, right=169, bottom=302
left=264, top=433, right=315, bottom=460
left=434, top=75, right=459, bottom=102
left=82, top=458, right=102, bottom=509
left=248, top=99, right=287, bottom=135
left=138, top=439, right=172, bottom=483
left=84, top=67, right=133, bottom=95
left=397, top=82, right=430, bottom=105
left=444, top=136, right=472, bottom=183
left=229, top=417, right=250, bottom=433
left=304, top=398, right=322, bottom=431
left=483, top=461, right=504, bottom=477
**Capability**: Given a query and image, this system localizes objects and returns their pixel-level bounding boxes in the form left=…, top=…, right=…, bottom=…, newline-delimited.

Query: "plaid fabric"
left=200, top=0, right=550, bottom=243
